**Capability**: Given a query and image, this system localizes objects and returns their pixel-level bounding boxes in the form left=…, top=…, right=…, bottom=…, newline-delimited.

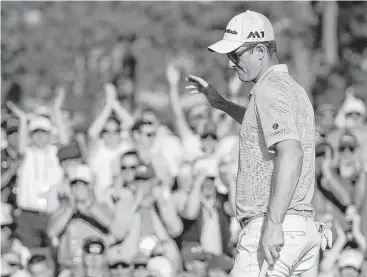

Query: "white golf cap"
left=338, top=249, right=364, bottom=269
left=68, top=164, right=93, bottom=184
left=29, top=116, right=52, bottom=132
left=208, top=10, right=275, bottom=54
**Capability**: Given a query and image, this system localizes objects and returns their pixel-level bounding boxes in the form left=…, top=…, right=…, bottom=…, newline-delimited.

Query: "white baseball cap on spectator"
left=208, top=10, right=275, bottom=54
left=1, top=203, right=14, bottom=226
left=338, top=249, right=364, bottom=269
left=1, top=259, right=12, bottom=277
left=28, top=116, right=52, bottom=133
left=343, top=97, right=366, bottom=116
left=68, top=164, right=93, bottom=184
left=147, top=256, right=174, bottom=277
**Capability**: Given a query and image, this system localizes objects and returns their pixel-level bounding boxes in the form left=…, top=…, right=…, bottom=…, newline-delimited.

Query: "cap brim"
left=208, top=40, right=243, bottom=54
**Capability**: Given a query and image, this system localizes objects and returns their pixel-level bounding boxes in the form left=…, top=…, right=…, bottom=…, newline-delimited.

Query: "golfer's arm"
left=267, top=140, right=304, bottom=225
left=219, top=98, right=246, bottom=125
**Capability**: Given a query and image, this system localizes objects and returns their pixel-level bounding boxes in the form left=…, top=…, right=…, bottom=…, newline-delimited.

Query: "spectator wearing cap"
left=177, top=168, right=231, bottom=257
left=338, top=249, right=364, bottom=277
left=15, top=115, right=63, bottom=249
left=1, top=203, right=31, bottom=269
left=1, top=258, right=12, bottom=277
left=335, top=90, right=366, bottom=130
left=47, top=142, right=84, bottom=213
left=47, top=164, right=113, bottom=275
left=1, top=253, right=23, bottom=276
left=107, top=245, right=133, bottom=277
left=181, top=242, right=210, bottom=277
left=206, top=254, right=233, bottom=277
left=81, top=237, right=109, bottom=277
left=130, top=118, right=183, bottom=187
left=27, top=254, right=53, bottom=277
left=88, top=84, right=134, bottom=204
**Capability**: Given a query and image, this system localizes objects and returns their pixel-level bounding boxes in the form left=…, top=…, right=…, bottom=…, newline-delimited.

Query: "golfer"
left=186, top=11, right=321, bottom=277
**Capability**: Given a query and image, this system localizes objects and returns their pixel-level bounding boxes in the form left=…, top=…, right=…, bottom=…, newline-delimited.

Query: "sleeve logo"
left=247, top=31, right=265, bottom=39
left=272, top=123, right=279, bottom=130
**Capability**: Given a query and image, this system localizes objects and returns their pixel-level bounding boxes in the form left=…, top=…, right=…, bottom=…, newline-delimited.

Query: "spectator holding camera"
left=47, top=165, right=113, bottom=276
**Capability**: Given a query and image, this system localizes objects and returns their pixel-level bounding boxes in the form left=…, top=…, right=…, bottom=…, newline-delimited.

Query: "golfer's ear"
left=257, top=44, right=266, bottom=60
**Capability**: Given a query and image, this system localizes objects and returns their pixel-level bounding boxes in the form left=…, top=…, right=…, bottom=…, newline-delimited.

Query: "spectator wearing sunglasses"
left=104, top=150, right=141, bottom=208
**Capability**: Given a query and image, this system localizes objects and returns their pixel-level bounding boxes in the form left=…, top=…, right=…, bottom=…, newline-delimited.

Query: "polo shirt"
left=236, top=64, right=315, bottom=222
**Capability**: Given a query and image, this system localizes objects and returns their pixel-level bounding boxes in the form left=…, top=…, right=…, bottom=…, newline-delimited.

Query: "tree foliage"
left=1, top=1, right=367, bottom=124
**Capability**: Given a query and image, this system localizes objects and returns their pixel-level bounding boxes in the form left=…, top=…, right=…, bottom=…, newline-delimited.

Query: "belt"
left=240, top=210, right=315, bottom=228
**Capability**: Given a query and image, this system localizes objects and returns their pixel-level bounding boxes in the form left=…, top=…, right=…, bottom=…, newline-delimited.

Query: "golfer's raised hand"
left=185, top=74, right=227, bottom=110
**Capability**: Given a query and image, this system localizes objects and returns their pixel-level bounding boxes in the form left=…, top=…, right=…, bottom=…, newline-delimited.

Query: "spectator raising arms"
left=88, top=83, right=134, bottom=203
left=16, top=114, right=63, bottom=249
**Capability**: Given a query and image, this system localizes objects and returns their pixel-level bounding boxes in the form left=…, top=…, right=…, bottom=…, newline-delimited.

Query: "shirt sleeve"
left=255, top=84, right=300, bottom=153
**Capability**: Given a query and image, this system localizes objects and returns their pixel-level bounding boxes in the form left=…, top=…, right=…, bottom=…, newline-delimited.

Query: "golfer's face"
left=228, top=45, right=261, bottom=82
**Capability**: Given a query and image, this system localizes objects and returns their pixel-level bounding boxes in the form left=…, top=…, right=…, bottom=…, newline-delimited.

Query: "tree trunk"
left=322, top=1, right=339, bottom=66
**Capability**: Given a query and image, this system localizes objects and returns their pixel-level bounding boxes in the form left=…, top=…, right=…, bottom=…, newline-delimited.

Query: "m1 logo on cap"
left=247, top=31, right=265, bottom=39
left=225, top=29, right=238, bottom=35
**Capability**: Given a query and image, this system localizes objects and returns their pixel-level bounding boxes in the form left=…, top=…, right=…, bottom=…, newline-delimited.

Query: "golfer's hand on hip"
left=260, top=220, right=284, bottom=267
left=185, top=74, right=227, bottom=110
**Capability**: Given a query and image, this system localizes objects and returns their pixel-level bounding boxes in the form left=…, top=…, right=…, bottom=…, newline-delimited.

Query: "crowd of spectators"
left=1, top=61, right=367, bottom=277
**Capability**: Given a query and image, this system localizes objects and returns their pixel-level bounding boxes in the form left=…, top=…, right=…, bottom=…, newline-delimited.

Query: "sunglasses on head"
left=201, top=133, right=217, bottom=140
left=227, top=42, right=262, bottom=64
left=109, top=261, right=130, bottom=269
left=134, top=263, right=147, bottom=270
left=339, top=145, right=355, bottom=153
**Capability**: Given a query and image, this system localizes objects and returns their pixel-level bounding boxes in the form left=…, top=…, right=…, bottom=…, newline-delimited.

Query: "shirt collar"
left=249, top=64, right=288, bottom=96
